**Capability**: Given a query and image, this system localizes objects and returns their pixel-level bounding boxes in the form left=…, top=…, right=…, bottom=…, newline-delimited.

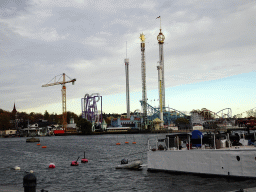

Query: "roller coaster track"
left=165, top=107, right=188, bottom=117
left=141, top=100, right=234, bottom=122
left=140, top=101, right=188, bottom=117
left=192, top=108, right=232, bottom=120
left=140, top=101, right=189, bottom=124
left=215, top=108, right=232, bottom=119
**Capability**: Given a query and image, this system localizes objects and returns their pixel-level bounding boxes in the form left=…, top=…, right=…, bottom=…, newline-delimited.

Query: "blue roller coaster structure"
left=215, top=108, right=232, bottom=119
left=140, top=101, right=236, bottom=125
left=140, top=101, right=189, bottom=125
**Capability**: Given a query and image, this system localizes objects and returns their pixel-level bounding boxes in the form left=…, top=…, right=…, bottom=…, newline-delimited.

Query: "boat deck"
left=164, top=145, right=256, bottom=151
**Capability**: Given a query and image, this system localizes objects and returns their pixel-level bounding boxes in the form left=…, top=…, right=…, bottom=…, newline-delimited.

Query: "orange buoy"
left=37, top=143, right=41, bottom=146
left=125, top=141, right=129, bottom=144
left=42, top=146, right=47, bottom=148
left=132, top=136, right=136, bottom=144
left=116, top=143, right=121, bottom=145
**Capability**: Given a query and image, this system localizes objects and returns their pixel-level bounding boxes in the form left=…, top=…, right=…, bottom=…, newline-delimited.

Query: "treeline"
left=0, top=109, right=80, bottom=131
left=0, top=108, right=121, bottom=131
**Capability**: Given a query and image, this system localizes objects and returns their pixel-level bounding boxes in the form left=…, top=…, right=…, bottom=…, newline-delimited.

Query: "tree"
left=67, top=111, right=79, bottom=124
left=77, top=118, right=92, bottom=135
left=0, top=112, right=11, bottom=130
left=175, top=117, right=189, bottom=125
left=105, top=117, right=111, bottom=126
left=44, top=110, right=50, bottom=121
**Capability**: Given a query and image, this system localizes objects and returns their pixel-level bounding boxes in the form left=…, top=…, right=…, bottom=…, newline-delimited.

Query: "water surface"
left=0, top=134, right=255, bottom=191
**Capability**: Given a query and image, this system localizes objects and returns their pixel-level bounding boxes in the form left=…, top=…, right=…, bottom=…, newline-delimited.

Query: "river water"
left=0, top=134, right=256, bottom=192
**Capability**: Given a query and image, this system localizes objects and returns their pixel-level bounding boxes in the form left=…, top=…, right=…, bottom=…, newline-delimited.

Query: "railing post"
left=214, top=133, right=216, bottom=150
left=188, top=135, right=190, bottom=150
left=23, top=173, right=36, bottom=192
left=201, top=135, right=203, bottom=150
left=167, top=136, right=169, bottom=150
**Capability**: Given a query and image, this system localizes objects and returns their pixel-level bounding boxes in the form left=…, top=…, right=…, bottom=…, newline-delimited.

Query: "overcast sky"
left=1, top=0, right=256, bottom=117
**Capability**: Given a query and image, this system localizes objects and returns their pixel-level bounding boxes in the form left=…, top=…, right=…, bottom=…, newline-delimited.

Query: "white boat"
left=147, top=131, right=256, bottom=178
left=116, top=159, right=142, bottom=169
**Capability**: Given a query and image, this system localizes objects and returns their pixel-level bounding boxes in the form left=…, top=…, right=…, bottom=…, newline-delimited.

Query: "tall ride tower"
left=157, top=64, right=164, bottom=128
left=125, top=44, right=130, bottom=118
left=140, top=33, right=147, bottom=128
left=156, top=16, right=165, bottom=109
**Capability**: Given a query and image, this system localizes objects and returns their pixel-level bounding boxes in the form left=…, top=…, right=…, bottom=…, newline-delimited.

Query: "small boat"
left=116, top=159, right=142, bottom=169
left=26, top=137, right=40, bottom=142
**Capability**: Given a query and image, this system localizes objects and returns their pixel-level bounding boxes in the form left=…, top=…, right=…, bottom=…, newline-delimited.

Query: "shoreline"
left=1, top=127, right=249, bottom=138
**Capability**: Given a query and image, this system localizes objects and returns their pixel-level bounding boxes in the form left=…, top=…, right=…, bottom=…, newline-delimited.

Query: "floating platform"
left=26, top=137, right=40, bottom=142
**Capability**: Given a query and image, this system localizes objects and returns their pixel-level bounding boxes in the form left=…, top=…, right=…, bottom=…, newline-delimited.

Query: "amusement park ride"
left=81, top=93, right=102, bottom=125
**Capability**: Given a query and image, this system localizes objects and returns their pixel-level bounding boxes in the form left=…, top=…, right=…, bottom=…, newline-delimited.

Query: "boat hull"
left=147, top=148, right=256, bottom=178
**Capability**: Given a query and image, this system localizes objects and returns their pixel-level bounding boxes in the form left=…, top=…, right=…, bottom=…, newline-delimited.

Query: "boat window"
left=236, top=156, right=240, bottom=161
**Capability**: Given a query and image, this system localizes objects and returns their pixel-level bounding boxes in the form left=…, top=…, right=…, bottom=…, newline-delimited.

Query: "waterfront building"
left=111, top=115, right=141, bottom=129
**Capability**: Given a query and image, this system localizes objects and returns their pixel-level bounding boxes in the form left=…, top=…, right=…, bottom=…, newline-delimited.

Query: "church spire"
left=12, top=102, right=17, bottom=114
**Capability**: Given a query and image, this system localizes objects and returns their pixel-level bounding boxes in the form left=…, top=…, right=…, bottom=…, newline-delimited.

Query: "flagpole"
left=156, top=16, right=161, bottom=31
left=160, top=17, right=161, bottom=30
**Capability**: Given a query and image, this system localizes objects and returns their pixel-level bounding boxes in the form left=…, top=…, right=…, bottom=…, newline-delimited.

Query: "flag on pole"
left=156, top=16, right=160, bottom=19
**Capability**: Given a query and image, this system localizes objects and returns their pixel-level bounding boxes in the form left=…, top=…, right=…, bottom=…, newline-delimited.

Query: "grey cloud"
left=0, top=0, right=256, bottom=113
left=0, top=0, right=31, bottom=18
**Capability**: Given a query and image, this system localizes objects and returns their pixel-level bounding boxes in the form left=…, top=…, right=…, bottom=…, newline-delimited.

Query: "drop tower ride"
left=157, top=16, right=165, bottom=110
left=140, top=33, right=147, bottom=128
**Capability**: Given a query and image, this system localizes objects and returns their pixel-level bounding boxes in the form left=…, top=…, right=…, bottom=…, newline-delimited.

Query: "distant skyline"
left=13, top=71, right=256, bottom=118
left=1, top=1, right=255, bottom=118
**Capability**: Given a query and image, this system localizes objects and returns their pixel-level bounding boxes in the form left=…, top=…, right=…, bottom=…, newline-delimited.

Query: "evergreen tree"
left=44, top=110, right=50, bottom=121
left=77, top=118, right=92, bottom=135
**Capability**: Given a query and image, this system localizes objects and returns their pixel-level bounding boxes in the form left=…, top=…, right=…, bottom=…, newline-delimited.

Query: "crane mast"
left=42, top=73, right=76, bottom=131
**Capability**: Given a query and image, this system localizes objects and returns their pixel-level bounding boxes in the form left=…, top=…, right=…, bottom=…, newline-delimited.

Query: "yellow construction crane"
left=42, top=73, right=76, bottom=131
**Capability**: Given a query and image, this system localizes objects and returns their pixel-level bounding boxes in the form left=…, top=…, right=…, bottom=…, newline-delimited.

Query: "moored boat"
left=26, top=137, right=40, bottom=142
left=147, top=131, right=256, bottom=178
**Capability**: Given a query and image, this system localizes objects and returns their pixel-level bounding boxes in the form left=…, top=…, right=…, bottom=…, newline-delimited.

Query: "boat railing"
left=148, top=131, right=256, bottom=152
